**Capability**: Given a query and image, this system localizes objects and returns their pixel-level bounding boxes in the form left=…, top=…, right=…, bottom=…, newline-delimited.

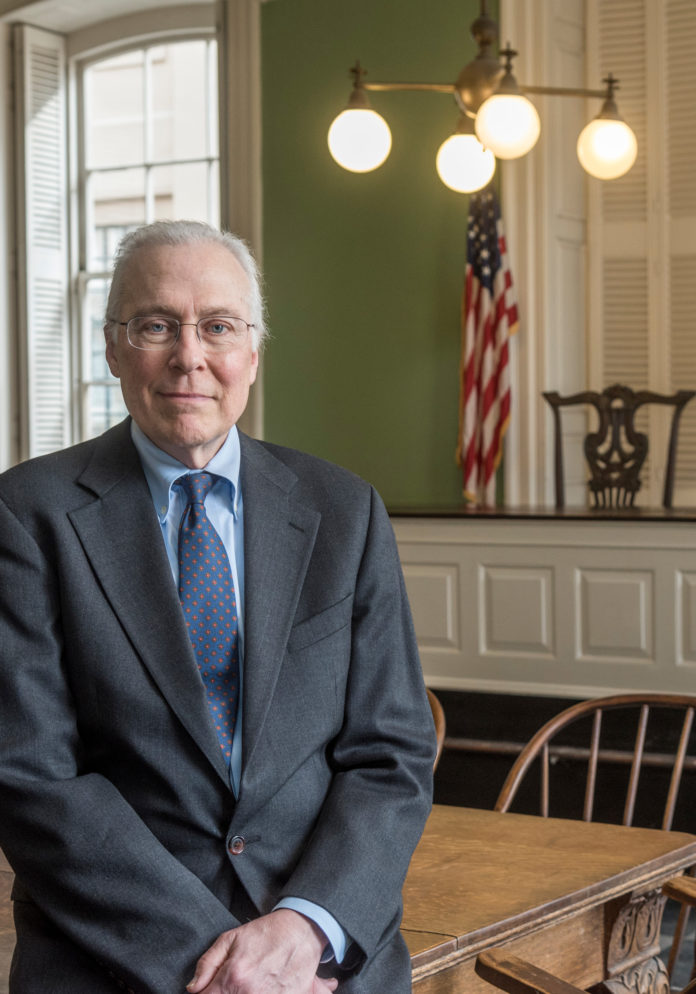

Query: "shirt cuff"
left=273, top=897, right=348, bottom=964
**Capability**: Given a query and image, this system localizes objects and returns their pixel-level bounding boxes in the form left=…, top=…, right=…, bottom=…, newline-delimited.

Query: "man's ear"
left=249, top=350, right=259, bottom=385
left=104, top=325, right=120, bottom=378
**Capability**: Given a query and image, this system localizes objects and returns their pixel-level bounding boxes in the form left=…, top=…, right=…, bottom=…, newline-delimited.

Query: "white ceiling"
left=0, top=0, right=211, bottom=32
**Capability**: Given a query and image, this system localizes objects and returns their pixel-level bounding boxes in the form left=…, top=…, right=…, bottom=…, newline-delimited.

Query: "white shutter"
left=14, top=24, right=71, bottom=459
left=666, top=0, right=696, bottom=486
left=587, top=0, right=696, bottom=505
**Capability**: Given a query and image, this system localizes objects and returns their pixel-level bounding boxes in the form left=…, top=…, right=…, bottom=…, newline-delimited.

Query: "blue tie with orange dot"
left=176, top=472, right=239, bottom=764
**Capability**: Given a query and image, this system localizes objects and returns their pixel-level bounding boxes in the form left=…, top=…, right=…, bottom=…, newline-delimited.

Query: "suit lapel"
left=238, top=435, right=321, bottom=783
left=69, top=422, right=229, bottom=784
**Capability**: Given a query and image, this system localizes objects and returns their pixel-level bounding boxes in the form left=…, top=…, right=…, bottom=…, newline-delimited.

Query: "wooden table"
left=403, top=805, right=696, bottom=994
left=2, top=807, right=696, bottom=994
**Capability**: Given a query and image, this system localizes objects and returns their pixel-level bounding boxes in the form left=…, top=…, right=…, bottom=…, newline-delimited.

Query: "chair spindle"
left=663, top=707, right=695, bottom=832
left=583, top=710, right=602, bottom=822
left=624, top=704, right=649, bottom=826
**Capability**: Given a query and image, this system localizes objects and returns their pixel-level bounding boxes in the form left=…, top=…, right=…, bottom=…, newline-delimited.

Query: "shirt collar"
left=130, top=420, right=241, bottom=523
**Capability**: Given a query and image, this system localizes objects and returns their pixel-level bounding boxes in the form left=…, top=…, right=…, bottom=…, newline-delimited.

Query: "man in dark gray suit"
left=0, top=221, right=435, bottom=994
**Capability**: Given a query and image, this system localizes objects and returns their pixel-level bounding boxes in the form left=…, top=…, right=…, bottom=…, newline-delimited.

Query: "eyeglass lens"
left=126, top=315, right=249, bottom=351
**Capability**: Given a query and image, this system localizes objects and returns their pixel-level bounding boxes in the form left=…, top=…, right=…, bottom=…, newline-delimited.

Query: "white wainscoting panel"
left=402, top=564, right=459, bottom=651
left=393, top=514, right=696, bottom=698
left=576, top=568, right=653, bottom=663
left=480, top=566, right=555, bottom=657
left=677, top=571, right=696, bottom=667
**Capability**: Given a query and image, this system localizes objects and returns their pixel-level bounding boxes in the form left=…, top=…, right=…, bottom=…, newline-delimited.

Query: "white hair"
left=104, top=219, right=268, bottom=350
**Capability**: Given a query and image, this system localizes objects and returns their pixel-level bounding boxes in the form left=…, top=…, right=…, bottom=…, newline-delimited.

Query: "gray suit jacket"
left=0, top=420, right=434, bottom=994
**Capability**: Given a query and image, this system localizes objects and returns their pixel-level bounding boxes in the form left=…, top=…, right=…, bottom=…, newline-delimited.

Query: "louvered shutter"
left=666, top=1, right=696, bottom=487
left=14, top=24, right=71, bottom=459
left=587, top=0, right=696, bottom=504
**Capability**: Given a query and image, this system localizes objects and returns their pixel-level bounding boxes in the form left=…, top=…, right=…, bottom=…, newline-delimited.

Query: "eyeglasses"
left=118, top=315, right=254, bottom=352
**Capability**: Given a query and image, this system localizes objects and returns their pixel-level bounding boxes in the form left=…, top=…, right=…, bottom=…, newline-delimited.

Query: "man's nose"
left=169, top=323, right=206, bottom=368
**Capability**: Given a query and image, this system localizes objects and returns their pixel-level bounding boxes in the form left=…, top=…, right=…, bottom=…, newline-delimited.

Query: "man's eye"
left=206, top=320, right=233, bottom=335
left=145, top=320, right=171, bottom=334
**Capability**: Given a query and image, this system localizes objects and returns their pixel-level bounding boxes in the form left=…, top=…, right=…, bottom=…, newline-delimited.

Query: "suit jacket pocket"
left=287, top=593, right=352, bottom=653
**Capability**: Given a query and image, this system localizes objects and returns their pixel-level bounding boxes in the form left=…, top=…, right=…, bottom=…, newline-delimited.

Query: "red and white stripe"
left=458, top=221, right=518, bottom=505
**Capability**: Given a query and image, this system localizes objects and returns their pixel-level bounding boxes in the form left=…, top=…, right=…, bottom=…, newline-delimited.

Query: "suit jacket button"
left=229, top=836, right=245, bottom=855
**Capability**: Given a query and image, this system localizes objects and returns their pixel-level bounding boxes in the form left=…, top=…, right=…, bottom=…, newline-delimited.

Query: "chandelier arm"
left=360, top=81, right=609, bottom=99
left=520, top=84, right=607, bottom=99
left=362, top=81, right=455, bottom=94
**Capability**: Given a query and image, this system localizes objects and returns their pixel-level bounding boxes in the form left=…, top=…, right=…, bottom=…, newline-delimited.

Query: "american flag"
left=457, top=185, right=518, bottom=505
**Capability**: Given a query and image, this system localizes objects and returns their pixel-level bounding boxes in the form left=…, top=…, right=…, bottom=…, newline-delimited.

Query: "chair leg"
left=667, top=903, right=690, bottom=978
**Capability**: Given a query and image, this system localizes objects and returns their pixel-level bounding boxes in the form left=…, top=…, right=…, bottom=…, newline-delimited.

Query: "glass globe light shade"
left=475, top=93, right=540, bottom=159
left=436, top=133, right=496, bottom=193
left=327, top=108, right=392, bottom=173
left=576, top=117, right=637, bottom=180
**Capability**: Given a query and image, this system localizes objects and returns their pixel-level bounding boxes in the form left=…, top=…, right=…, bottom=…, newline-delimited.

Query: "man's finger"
left=186, top=930, right=236, bottom=992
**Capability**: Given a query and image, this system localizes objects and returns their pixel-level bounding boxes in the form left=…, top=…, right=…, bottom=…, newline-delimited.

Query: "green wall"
left=261, top=0, right=497, bottom=507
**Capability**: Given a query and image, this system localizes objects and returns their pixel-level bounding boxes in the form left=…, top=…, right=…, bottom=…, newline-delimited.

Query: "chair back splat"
left=542, top=383, right=696, bottom=509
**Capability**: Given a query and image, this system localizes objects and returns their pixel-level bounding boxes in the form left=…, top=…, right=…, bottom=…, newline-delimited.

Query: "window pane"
left=151, top=161, right=219, bottom=223
left=89, top=226, right=137, bottom=276
left=151, top=40, right=215, bottom=162
left=84, top=282, right=128, bottom=436
left=84, top=52, right=144, bottom=169
left=87, top=168, right=146, bottom=270
left=208, top=42, right=219, bottom=158
left=85, top=384, right=129, bottom=437
left=86, top=278, right=111, bottom=377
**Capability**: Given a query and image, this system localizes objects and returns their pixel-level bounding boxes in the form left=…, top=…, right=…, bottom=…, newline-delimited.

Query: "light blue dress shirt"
left=130, top=422, right=347, bottom=965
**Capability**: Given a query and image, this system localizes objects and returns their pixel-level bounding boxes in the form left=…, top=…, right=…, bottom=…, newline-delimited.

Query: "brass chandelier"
left=328, top=2, right=637, bottom=192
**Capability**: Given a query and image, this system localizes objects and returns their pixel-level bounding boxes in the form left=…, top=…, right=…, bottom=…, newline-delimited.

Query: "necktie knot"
left=176, top=472, right=215, bottom=506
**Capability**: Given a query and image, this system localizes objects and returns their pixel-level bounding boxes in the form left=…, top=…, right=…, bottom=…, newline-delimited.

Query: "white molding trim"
left=66, top=6, right=216, bottom=60
left=0, top=23, right=17, bottom=470
left=218, top=0, right=264, bottom=438
left=499, top=0, right=546, bottom=506
left=500, top=0, right=587, bottom=508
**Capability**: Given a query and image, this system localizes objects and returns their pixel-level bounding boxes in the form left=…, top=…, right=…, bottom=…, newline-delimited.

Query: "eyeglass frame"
left=114, top=314, right=256, bottom=352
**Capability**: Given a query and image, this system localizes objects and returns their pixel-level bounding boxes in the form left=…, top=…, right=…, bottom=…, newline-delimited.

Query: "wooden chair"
left=476, top=949, right=696, bottom=994
left=495, top=693, right=696, bottom=978
left=542, top=384, right=695, bottom=508
left=427, top=688, right=446, bottom=771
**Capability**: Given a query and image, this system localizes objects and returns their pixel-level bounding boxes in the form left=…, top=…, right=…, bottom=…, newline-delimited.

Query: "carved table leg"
left=601, top=892, right=670, bottom=994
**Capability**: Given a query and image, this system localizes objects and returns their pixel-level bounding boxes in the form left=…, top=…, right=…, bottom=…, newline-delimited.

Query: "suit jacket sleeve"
left=274, top=484, right=435, bottom=975
left=0, top=490, right=240, bottom=993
